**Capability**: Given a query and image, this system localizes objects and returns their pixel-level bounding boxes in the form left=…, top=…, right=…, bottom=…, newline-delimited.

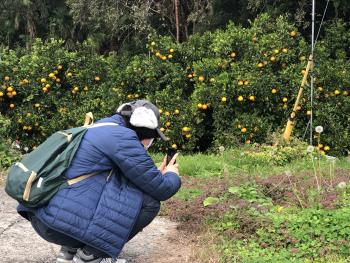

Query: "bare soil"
left=0, top=187, right=194, bottom=263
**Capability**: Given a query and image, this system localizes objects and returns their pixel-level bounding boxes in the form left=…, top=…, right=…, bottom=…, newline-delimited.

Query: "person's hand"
left=158, top=155, right=168, bottom=174
left=164, top=153, right=179, bottom=175
left=158, top=153, right=179, bottom=175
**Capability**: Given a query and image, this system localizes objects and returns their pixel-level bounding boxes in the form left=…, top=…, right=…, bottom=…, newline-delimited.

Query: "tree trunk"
left=174, top=0, right=180, bottom=42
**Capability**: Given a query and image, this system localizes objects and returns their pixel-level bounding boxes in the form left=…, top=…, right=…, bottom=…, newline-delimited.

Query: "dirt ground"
left=0, top=187, right=193, bottom=263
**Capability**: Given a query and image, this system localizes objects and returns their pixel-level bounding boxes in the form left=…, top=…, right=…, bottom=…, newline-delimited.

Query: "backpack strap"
left=66, top=122, right=118, bottom=185
left=87, top=122, right=119, bottom=128
left=67, top=169, right=114, bottom=185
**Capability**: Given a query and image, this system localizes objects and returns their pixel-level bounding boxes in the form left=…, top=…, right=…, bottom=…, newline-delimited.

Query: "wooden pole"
left=174, top=0, right=180, bottom=42
left=283, top=55, right=313, bottom=140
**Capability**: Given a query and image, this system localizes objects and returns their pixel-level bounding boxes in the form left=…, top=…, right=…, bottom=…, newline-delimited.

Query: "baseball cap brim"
left=156, top=128, right=168, bottom=141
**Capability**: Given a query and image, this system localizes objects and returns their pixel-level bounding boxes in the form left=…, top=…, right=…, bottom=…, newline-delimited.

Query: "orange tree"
left=0, top=14, right=349, bottom=155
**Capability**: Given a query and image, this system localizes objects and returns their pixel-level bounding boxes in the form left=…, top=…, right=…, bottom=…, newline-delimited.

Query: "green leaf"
left=203, top=196, right=220, bottom=207
left=228, top=186, right=240, bottom=194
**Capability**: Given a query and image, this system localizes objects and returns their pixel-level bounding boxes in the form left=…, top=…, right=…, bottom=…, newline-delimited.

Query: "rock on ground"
left=0, top=188, right=192, bottom=263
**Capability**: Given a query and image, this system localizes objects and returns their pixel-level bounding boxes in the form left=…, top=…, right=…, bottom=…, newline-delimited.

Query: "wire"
left=308, top=0, right=330, bottom=145
left=310, top=0, right=316, bottom=145
left=314, top=0, right=331, bottom=48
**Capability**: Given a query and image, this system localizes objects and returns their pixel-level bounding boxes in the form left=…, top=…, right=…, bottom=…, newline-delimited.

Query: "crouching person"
left=16, top=100, right=181, bottom=263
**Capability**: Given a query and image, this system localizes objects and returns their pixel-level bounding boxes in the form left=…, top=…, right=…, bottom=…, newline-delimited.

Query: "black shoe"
left=56, top=246, right=78, bottom=263
left=72, top=248, right=119, bottom=263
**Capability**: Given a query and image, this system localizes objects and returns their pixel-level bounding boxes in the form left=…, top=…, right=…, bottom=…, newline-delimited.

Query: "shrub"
left=0, top=14, right=349, bottom=155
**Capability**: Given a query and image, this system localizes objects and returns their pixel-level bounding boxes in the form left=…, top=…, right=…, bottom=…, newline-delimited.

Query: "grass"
left=158, top=146, right=350, bottom=263
left=153, top=147, right=350, bottom=179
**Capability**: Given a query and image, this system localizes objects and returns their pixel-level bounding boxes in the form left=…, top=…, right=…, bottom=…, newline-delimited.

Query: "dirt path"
left=0, top=187, right=193, bottom=263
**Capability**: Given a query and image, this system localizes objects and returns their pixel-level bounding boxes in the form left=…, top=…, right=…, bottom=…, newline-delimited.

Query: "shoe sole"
left=56, top=258, right=73, bottom=263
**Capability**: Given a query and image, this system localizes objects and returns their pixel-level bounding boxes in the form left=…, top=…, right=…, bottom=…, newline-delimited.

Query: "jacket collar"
left=109, top=114, right=127, bottom=126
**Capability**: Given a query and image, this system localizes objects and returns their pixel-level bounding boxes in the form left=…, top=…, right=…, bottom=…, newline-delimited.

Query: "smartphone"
left=166, top=148, right=177, bottom=165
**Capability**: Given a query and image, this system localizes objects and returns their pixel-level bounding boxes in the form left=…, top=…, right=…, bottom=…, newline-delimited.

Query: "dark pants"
left=29, top=193, right=160, bottom=258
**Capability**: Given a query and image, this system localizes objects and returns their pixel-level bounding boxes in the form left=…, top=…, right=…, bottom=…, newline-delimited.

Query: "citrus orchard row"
left=0, top=14, right=349, bottom=155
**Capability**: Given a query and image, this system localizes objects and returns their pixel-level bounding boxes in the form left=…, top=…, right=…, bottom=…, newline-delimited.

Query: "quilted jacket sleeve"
left=98, top=128, right=181, bottom=201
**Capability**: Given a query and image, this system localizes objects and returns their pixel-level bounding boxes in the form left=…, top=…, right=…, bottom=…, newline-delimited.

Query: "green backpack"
left=5, top=120, right=118, bottom=208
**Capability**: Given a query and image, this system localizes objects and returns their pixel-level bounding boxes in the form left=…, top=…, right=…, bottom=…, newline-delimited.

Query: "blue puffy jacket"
left=17, top=114, right=181, bottom=258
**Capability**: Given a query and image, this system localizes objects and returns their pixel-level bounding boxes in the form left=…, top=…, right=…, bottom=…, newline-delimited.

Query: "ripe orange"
left=257, top=63, right=264, bottom=68
left=274, top=49, right=280, bottom=54
left=0, top=91, right=3, bottom=97
left=56, top=78, right=61, bottom=83
left=9, top=103, right=15, bottom=108
left=230, top=52, right=236, bottom=58
left=241, top=127, right=247, bottom=133
left=187, top=74, right=193, bottom=78
left=221, top=97, right=227, bottom=102
left=165, top=111, right=170, bottom=116
left=270, top=56, right=276, bottom=62
left=165, top=121, right=171, bottom=127
left=159, top=109, right=163, bottom=114
left=160, top=127, right=165, bottom=132
left=334, top=90, right=340, bottom=95
left=4, top=76, right=10, bottom=81
left=161, top=56, right=167, bottom=60
left=324, top=146, right=330, bottom=151
left=185, top=134, right=191, bottom=139
left=11, top=91, right=17, bottom=96
left=282, top=97, right=288, bottom=103
left=244, top=80, right=249, bottom=85
left=57, top=65, right=63, bottom=70
left=202, top=104, right=208, bottom=110
left=252, top=36, right=257, bottom=43
left=35, top=103, right=40, bottom=108
left=95, top=76, right=101, bottom=81
left=168, top=54, right=173, bottom=59
left=238, top=80, right=244, bottom=86
left=169, top=48, right=174, bottom=53
left=237, top=96, right=243, bottom=102
left=182, top=127, right=190, bottom=132
left=67, top=72, right=73, bottom=77
left=248, top=95, right=255, bottom=101
left=174, top=109, right=180, bottom=114
left=42, top=87, right=48, bottom=93
left=282, top=48, right=288, bottom=53
left=171, top=144, right=177, bottom=149
left=197, top=103, right=203, bottom=109
left=49, top=73, right=55, bottom=78
left=198, top=76, right=205, bottom=82
left=155, top=52, right=161, bottom=57
left=290, top=31, right=297, bottom=37
left=41, top=78, right=47, bottom=83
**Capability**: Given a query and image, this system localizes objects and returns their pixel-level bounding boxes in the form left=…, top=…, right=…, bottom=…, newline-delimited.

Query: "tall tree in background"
left=0, top=0, right=72, bottom=48
left=66, top=0, right=155, bottom=53
left=1, top=0, right=350, bottom=52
